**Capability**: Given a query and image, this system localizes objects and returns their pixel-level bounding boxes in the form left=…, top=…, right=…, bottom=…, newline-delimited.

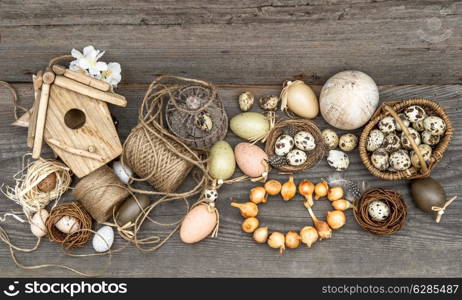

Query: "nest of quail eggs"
left=265, top=119, right=327, bottom=172
left=359, top=99, right=453, bottom=180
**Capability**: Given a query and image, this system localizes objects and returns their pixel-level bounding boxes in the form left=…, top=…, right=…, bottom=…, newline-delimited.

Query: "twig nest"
left=320, top=70, right=379, bottom=130
left=30, top=209, right=49, bottom=238
left=92, top=226, right=114, bottom=253
left=354, top=189, right=407, bottom=235
left=321, top=129, right=339, bottom=150
left=112, top=160, right=133, bottom=184
left=45, top=202, right=93, bottom=248
left=327, top=150, right=349, bottom=171
left=37, top=173, right=57, bottom=192
left=238, top=92, right=254, bottom=111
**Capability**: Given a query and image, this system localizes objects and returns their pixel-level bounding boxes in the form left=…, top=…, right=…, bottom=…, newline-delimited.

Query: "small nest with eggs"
left=45, top=202, right=93, bottom=248
left=359, top=98, right=453, bottom=180
left=354, top=188, right=407, bottom=235
left=264, top=119, right=327, bottom=172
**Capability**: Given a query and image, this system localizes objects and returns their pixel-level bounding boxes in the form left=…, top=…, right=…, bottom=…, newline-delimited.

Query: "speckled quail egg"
left=404, top=105, right=426, bottom=122
left=204, top=189, right=218, bottom=202
left=366, top=129, right=385, bottom=152
left=423, top=116, right=446, bottom=136
left=422, top=131, right=440, bottom=146
left=327, top=150, right=350, bottom=171
left=339, top=133, right=358, bottom=152
left=286, top=149, right=307, bottom=166
left=321, top=129, right=339, bottom=150
left=378, top=116, right=397, bottom=133
left=274, top=134, right=294, bottom=156
left=395, top=113, right=411, bottom=131
left=412, top=119, right=425, bottom=132
left=367, top=200, right=390, bottom=221
left=383, top=133, right=401, bottom=152
left=401, top=127, right=421, bottom=150
left=410, top=144, right=432, bottom=169
left=389, top=150, right=411, bottom=171
left=371, top=148, right=390, bottom=171
left=294, top=131, right=316, bottom=151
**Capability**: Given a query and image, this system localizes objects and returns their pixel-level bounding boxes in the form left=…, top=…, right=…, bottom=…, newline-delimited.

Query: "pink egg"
left=180, top=204, right=217, bottom=244
left=234, top=142, right=268, bottom=178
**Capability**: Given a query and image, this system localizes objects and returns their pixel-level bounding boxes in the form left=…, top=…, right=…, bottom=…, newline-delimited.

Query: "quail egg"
left=286, top=149, right=307, bottom=166
left=410, top=144, right=432, bottom=169
left=395, top=113, right=411, bottom=131
left=327, top=150, right=350, bottom=171
left=195, top=111, right=213, bottom=131
left=371, top=148, right=390, bottom=171
left=204, top=189, right=218, bottom=202
left=421, top=131, right=440, bottom=146
left=274, top=134, right=294, bottom=156
left=238, top=92, right=254, bottom=112
left=423, top=116, right=446, bottom=136
left=366, top=129, right=385, bottom=152
left=412, top=120, right=425, bottom=132
left=339, top=133, right=358, bottom=152
left=367, top=200, right=390, bottom=221
left=389, top=150, right=411, bottom=171
left=404, top=105, right=426, bottom=122
left=383, top=133, right=401, bottom=152
left=294, top=131, right=316, bottom=151
left=321, top=129, right=339, bottom=150
left=258, top=95, right=279, bottom=111
left=401, top=127, right=421, bottom=150
left=378, top=116, right=397, bottom=133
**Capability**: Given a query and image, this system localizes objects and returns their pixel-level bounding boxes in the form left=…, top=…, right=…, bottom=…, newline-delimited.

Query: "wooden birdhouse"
left=16, top=65, right=127, bottom=178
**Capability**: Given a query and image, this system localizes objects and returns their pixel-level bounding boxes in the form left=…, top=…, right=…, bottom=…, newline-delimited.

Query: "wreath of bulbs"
left=231, top=176, right=354, bottom=253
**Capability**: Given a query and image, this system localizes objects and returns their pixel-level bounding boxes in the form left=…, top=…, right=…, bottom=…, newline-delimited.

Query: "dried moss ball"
left=37, top=172, right=57, bottom=192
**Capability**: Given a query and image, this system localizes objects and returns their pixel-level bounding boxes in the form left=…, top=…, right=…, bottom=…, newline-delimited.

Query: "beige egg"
left=235, top=143, right=268, bottom=177
left=180, top=204, right=217, bottom=243
left=55, top=215, right=80, bottom=234
left=230, top=112, right=270, bottom=141
left=320, top=70, right=379, bottom=130
left=281, top=81, right=319, bottom=119
left=208, top=141, right=236, bottom=181
left=30, top=209, right=49, bottom=238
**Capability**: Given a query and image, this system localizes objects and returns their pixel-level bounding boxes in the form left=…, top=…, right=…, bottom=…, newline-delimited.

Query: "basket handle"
left=383, top=105, right=428, bottom=174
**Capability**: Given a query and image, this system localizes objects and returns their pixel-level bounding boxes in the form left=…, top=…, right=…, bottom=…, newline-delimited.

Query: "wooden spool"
left=73, top=165, right=130, bottom=223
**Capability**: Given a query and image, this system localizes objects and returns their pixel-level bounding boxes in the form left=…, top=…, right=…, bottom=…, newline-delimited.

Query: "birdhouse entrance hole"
left=64, top=109, right=86, bottom=129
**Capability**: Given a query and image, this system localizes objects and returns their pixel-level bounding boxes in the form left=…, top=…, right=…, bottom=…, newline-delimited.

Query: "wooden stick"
left=46, top=138, right=105, bottom=162
left=32, top=83, right=51, bottom=158
left=53, top=75, right=127, bottom=107
left=52, top=65, right=112, bottom=92
left=27, top=73, right=42, bottom=147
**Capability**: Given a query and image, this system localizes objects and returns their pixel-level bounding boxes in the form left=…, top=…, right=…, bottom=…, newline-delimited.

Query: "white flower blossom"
left=101, top=62, right=122, bottom=87
left=71, top=45, right=108, bottom=77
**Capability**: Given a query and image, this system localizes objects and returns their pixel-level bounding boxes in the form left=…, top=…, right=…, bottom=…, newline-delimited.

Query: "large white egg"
left=92, top=225, right=114, bottom=253
left=320, top=70, right=379, bottom=130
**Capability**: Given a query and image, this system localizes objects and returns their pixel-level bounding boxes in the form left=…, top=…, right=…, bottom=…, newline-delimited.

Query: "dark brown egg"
left=37, top=172, right=57, bottom=192
left=410, top=177, right=446, bottom=212
left=115, top=194, right=151, bottom=226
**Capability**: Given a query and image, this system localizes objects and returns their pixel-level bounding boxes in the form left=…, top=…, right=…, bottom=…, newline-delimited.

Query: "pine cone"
left=268, top=155, right=288, bottom=168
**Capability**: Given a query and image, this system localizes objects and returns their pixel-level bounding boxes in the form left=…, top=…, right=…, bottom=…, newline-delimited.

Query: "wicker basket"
left=359, top=98, right=453, bottom=180
left=265, top=119, right=327, bottom=172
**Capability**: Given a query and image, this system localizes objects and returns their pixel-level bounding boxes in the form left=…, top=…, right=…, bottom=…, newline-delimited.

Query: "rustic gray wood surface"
left=0, top=0, right=461, bottom=278
left=0, top=83, right=461, bottom=278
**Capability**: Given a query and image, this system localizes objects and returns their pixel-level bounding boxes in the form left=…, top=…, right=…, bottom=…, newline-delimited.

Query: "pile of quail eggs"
left=321, top=129, right=358, bottom=171
left=272, top=131, right=317, bottom=166
left=366, top=105, right=447, bottom=172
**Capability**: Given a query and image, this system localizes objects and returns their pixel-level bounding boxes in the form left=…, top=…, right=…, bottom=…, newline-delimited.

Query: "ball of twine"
left=2, top=156, right=72, bottom=214
left=73, top=165, right=130, bottom=223
left=354, top=188, right=407, bottom=235
left=45, top=202, right=93, bottom=248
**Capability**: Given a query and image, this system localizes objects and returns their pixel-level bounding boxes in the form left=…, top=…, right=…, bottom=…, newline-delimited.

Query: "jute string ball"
left=45, top=202, right=93, bottom=248
left=73, top=165, right=130, bottom=223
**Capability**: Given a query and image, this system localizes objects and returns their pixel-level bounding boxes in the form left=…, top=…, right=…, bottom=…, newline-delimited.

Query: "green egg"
left=209, top=141, right=236, bottom=180
left=230, top=112, right=270, bottom=141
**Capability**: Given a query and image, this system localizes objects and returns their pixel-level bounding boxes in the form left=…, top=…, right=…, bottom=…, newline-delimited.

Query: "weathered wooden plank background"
left=0, top=0, right=461, bottom=278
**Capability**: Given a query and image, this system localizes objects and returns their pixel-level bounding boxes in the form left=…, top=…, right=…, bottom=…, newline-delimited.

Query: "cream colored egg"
left=55, top=215, right=80, bottom=234
left=320, top=70, right=379, bottom=130
left=180, top=204, right=217, bottom=243
left=281, top=80, right=319, bottom=119
left=30, top=209, right=49, bottom=238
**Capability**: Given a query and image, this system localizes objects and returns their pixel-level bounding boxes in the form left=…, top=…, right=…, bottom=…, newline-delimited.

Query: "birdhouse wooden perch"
left=19, top=64, right=127, bottom=178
